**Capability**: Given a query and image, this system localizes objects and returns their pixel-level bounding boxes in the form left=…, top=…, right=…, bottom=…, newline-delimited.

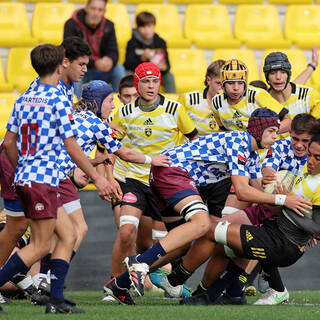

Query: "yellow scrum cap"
left=220, top=59, right=248, bottom=85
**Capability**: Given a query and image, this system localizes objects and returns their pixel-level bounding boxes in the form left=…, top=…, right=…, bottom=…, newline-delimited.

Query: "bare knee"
left=119, top=224, right=137, bottom=248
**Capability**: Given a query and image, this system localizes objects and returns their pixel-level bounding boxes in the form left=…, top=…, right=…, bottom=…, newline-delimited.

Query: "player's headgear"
left=247, top=108, right=280, bottom=149
left=134, top=62, right=161, bottom=95
left=263, top=52, right=291, bottom=86
left=82, top=80, right=113, bottom=118
left=220, top=59, right=248, bottom=87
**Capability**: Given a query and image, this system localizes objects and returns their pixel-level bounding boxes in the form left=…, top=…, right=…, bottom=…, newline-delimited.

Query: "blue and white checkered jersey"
left=58, top=109, right=122, bottom=178
left=29, top=77, right=74, bottom=106
left=6, top=83, right=77, bottom=187
left=162, top=131, right=261, bottom=186
left=262, top=136, right=306, bottom=176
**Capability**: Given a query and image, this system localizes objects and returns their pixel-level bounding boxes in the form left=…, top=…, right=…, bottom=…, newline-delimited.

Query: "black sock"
left=192, top=281, right=208, bottom=296
left=225, top=262, right=249, bottom=297
left=261, top=265, right=284, bottom=292
left=167, top=263, right=192, bottom=287
left=246, top=263, right=261, bottom=286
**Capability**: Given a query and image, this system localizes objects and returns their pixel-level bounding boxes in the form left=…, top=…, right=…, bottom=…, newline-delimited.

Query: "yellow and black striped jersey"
left=107, top=105, right=129, bottom=183
left=291, top=164, right=320, bottom=213
left=112, top=94, right=197, bottom=185
left=179, top=88, right=219, bottom=136
left=212, top=85, right=288, bottom=131
left=281, top=83, right=320, bottom=120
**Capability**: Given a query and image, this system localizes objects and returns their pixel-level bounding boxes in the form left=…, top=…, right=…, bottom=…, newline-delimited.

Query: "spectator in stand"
left=124, top=11, right=176, bottom=93
left=63, top=0, right=125, bottom=98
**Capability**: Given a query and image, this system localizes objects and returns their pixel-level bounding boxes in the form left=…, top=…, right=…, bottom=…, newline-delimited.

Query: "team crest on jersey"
left=209, top=121, right=216, bottom=130
left=35, top=202, right=44, bottom=211
left=145, top=127, right=152, bottom=137
left=266, top=149, right=273, bottom=158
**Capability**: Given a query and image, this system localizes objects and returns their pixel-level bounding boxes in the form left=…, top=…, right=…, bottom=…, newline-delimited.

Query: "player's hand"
left=92, top=175, right=114, bottom=201
left=107, top=122, right=123, bottom=136
left=308, top=237, right=317, bottom=248
left=312, top=45, right=319, bottom=69
left=151, top=154, right=172, bottom=167
left=107, top=178, right=123, bottom=202
left=284, top=195, right=312, bottom=217
left=262, top=173, right=277, bottom=189
left=274, top=183, right=291, bottom=196
left=72, top=167, right=90, bottom=188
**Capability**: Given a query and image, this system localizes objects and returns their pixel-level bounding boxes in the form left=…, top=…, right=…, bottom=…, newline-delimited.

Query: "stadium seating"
left=135, top=4, right=191, bottom=48
left=168, top=49, right=207, bottom=93
left=105, top=3, right=131, bottom=49
left=119, top=0, right=163, bottom=3
left=261, top=49, right=308, bottom=83
left=0, top=93, right=19, bottom=140
left=269, top=0, right=312, bottom=4
left=219, top=0, right=263, bottom=4
left=211, top=49, right=259, bottom=83
left=32, top=3, right=75, bottom=45
left=18, top=0, right=63, bottom=2
left=0, top=58, right=13, bottom=93
left=234, top=5, right=291, bottom=49
left=169, top=0, right=213, bottom=3
left=6, top=48, right=37, bottom=93
left=0, top=2, right=37, bottom=47
left=184, top=5, right=241, bottom=49
left=285, top=5, right=320, bottom=49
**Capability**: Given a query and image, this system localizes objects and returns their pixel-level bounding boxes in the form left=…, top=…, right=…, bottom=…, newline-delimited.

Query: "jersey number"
left=21, top=123, right=38, bottom=155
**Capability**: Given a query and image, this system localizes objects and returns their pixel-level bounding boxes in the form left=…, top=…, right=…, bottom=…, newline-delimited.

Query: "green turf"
left=2, top=290, right=320, bottom=319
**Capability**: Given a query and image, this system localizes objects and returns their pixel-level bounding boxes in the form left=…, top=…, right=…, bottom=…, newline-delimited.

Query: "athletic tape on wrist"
left=275, top=194, right=286, bottom=206
left=144, top=155, right=152, bottom=164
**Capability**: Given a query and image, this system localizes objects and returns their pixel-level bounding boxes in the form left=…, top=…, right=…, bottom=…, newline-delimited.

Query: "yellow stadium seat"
left=67, top=0, right=88, bottom=3
left=32, top=3, right=75, bottom=45
left=261, top=49, right=307, bottom=83
left=105, top=3, right=131, bottom=49
left=169, top=0, right=213, bottom=3
left=119, top=0, right=162, bottom=3
left=18, top=0, right=62, bottom=2
left=135, top=4, right=191, bottom=48
left=234, top=5, right=291, bottom=49
left=0, top=58, right=13, bottom=93
left=0, top=93, right=19, bottom=140
left=7, top=48, right=37, bottom=93
left=211, top=49, right=259, bottom=83
left=269, top=0, right=312, bottom=4
left=219, top=0, right=262, bottom=4
left=168, top=49, right=207, bottom=93
left=184, top=5, right=241, bottom=49
left=0, top=3, right=38, bottom=47
left=285, top=5, right=320, bottom=49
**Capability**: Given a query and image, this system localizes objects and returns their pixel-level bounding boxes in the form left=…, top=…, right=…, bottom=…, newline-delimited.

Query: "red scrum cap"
left=134, top=62, right=161, bottom=94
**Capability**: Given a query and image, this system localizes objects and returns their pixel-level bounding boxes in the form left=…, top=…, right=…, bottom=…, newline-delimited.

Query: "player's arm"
left=257, top=90, right=291, bottom=134
left=177, top=104, right=199, bottom=140
left=283, top=205, right=320, bottom=235
left=293, top=45, right=318, bottom=85
left=309, top=89, right=320, bottom=119
left=231, top=174, right=312, bottom=215
left=110, top=108, right=126, bottom=140
left=114, top=146, right=171, bottom=166
left=3, top=130, right=18, bottom=169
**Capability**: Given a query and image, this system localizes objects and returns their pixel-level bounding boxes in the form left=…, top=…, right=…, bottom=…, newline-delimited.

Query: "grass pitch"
left=2, top=290, right=320, bottom=320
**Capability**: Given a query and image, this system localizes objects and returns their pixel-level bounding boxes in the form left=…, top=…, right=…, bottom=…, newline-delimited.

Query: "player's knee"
left=119, top=216, right=139, bottom=246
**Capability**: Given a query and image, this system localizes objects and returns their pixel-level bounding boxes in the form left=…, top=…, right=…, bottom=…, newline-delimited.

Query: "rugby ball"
left=263, top=170, right=295, bottom=194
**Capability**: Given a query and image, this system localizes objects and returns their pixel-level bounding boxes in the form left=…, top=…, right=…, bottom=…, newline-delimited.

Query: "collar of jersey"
left=135, top=94, right=165, bottom=112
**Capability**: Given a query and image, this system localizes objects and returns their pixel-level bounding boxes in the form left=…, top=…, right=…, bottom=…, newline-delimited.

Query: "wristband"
left=275, top=194, right=287, bottom=206
left=308, top=63, right=316, bottom=71
left=144, top=155, right=152, bottom=164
